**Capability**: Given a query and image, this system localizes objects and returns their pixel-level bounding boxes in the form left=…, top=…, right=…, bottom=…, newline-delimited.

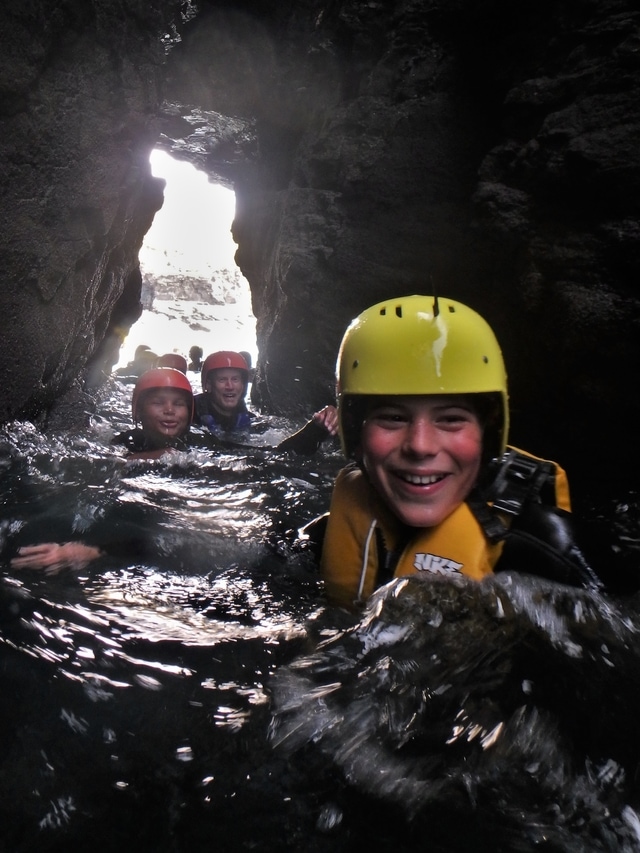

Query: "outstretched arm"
left=10, top=542, right=105, bottom=575
left=275, top=405, right=338, bottom=455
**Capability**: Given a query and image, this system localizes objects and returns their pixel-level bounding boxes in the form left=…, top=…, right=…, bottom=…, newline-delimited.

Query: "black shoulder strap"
left=468, top=449, right=558, bottom=543
left=467, top=490, right=511, bottom=543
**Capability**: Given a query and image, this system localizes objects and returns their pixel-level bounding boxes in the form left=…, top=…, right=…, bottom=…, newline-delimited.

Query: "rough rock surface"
left=0, top=0, right=638, bottom=478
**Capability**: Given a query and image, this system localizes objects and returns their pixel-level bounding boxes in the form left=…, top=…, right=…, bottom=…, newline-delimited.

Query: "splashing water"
left=1, top=380, right=640, bottom=851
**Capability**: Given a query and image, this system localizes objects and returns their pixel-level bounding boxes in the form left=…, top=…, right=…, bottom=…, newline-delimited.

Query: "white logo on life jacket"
left=413, top=552, right=463, bottom=575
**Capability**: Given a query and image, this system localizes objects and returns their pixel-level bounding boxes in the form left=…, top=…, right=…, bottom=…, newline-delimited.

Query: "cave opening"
left=115, top=149, right=257, bottom=387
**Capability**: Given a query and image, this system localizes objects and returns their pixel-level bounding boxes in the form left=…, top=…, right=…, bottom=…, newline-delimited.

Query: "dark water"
left=1, top=379, right=640, bottom=852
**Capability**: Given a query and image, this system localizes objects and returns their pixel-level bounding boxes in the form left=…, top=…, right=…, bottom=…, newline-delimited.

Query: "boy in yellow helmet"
left=319, top=295, right=603, bottom=609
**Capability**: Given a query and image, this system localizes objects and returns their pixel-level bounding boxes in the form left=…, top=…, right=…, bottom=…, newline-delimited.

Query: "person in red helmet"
left=194, top=350, right=338, bottom=454
left=195, top=351, right=254, bottom=432
left=113, top=367, right=195, bottom=459
left=10, top=368, right=204, bottom=573
left=9, top=359, right=337, bottom=574
left=157, top=352, right=188, bottom=374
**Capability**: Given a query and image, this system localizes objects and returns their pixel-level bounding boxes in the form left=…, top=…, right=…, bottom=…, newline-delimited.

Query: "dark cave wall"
left=162, top=0, right=640, bottom=472
left=0, top=0, right=638, bottom=476
left=469, top=0, right=640, bottom=463
left=164, top=0, right=503, bottom=404
left=0, top=0, right=182, bottom=421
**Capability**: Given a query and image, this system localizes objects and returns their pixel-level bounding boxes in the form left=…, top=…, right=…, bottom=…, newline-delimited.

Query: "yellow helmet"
left=336, top=294, right=509, bottom=459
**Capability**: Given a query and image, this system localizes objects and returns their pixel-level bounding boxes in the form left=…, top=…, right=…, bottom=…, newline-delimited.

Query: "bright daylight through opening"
left=116, top=149, right=257, bottom=388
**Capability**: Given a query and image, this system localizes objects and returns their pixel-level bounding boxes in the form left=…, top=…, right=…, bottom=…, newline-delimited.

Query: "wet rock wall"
left=0, top=0, right=638, bottom=478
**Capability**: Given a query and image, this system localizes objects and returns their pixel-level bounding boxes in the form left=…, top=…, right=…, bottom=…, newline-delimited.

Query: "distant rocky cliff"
left=143, top=268, right=247, bottom=306
left=0, top=0, right=638, bottom=477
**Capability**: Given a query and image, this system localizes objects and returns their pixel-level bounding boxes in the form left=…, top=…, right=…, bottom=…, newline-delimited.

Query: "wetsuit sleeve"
left=187, top=429, right=225, bottom=450
left=501, top=502, right=640, bottom=595
left=275, top=420, right=333, bottom=455
left=111, top=429, right=145, bottom=453
left=3, top=513, right=151, bottom=563
left=495, top=503, right=605, bottom=591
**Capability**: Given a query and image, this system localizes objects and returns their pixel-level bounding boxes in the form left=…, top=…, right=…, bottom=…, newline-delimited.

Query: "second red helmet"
left=201, top=351, right=249, bottom=388
left=157, top=353, right=188, bottom=373
left=132, top=368, right=194, bottom=422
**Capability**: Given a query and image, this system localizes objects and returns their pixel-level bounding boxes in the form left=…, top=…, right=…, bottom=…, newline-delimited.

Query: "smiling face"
left=206, top=368, right=246, bottom=415
left=139, top=389, right=191, bottom=447
left=360, top=395, right=483, bottom=528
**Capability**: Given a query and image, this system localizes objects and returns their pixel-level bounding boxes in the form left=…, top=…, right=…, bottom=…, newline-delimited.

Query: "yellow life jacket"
left=320, top=446, right=571, bottom=609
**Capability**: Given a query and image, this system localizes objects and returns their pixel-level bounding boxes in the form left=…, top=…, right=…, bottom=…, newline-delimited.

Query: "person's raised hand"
left=312, top=405, right=339, bottom=436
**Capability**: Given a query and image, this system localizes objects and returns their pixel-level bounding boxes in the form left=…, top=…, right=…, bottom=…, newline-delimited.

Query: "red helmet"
left=157, top=352, right=188, bottom=373
left=132, top=368, right=194, bottom=422
left=201, top=351, right=249, bottom=388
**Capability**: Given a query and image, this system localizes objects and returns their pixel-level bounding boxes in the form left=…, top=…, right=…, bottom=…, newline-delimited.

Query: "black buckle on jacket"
left=488, top=450, right=555, bottom=516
